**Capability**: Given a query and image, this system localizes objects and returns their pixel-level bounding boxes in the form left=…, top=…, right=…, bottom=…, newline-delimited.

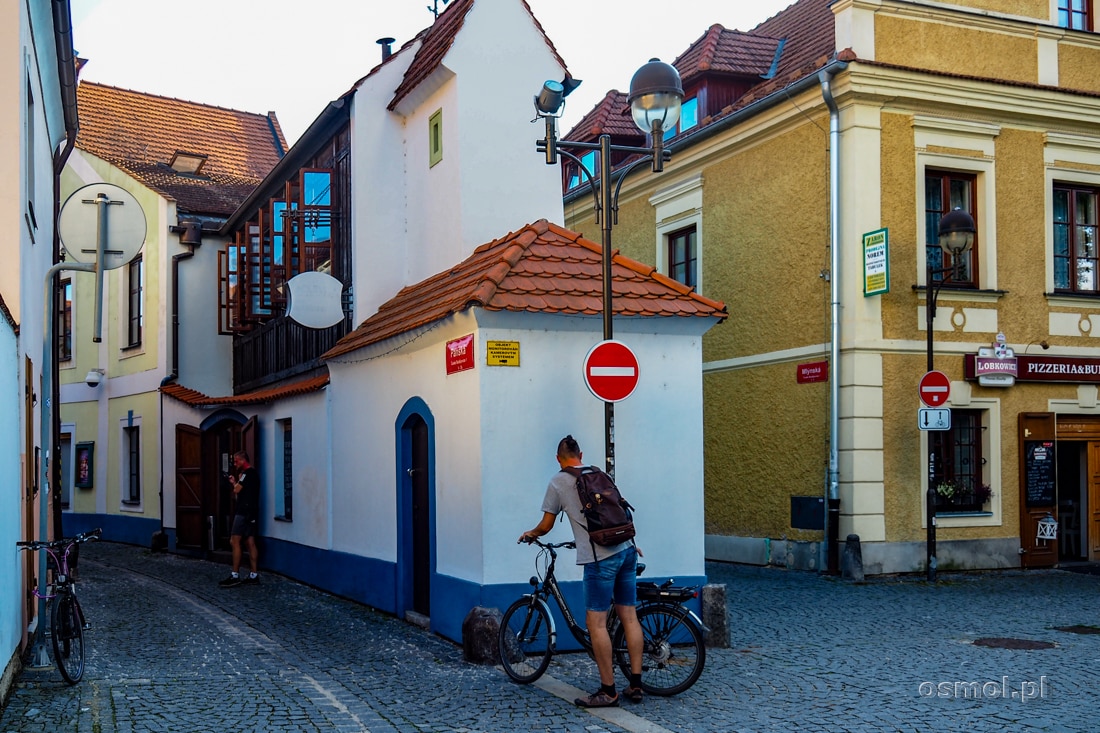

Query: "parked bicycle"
left=498, top=538, right=706, bottom=695
left=16, top=528, right=101, bottom=684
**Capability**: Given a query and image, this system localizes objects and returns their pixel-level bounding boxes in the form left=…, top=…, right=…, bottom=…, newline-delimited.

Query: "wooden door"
left=410, top=416, right=430, bottom=617
left=1090, top=442, right=1100, bottom=561
left=175, top=425, right=203, bottom=549
left=1019, top=413, right=1058, bottom=567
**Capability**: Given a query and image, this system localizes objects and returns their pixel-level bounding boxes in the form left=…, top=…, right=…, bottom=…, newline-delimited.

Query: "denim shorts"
left=582, top=545, right=638, bottom=611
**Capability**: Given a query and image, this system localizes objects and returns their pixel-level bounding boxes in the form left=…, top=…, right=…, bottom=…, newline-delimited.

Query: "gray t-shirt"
left=541, top=467, right=632, bottom=565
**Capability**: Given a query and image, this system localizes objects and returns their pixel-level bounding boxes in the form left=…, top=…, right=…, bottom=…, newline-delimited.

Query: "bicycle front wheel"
left=51, top=592, right=85, bottom=685
left=498, top=598, right=553, bottom=684
left=614, top=604, right=705, bottom=696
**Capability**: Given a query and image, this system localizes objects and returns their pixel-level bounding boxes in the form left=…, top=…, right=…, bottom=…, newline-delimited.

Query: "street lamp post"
left=533, top=59, right=683, bottom=480
left=924, top=207, right=976, bottom=582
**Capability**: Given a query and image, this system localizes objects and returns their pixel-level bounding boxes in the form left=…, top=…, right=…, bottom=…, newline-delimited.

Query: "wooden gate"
left=175, top=425, right=203, bottom=549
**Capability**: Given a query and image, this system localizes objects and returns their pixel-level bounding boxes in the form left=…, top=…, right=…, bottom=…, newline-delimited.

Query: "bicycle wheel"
left=498, top=598, right=554, bottom=683
left=613, top=604, right=705, bottom=696
left=50, top=592, right=85, bottom=685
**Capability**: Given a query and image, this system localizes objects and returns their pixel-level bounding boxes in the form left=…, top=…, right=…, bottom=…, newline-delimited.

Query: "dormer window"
left=168, top=150, right=207, bottom=175
left=663, top=97, right=699, bottom=141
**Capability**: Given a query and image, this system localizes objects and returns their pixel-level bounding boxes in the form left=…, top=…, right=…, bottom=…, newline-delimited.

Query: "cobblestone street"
left=1, top=542, right=1097, bottom=732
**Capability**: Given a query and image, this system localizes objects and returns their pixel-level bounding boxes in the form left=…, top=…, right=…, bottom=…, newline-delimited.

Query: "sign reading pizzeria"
left=965, top=353, right=1100, bottom=383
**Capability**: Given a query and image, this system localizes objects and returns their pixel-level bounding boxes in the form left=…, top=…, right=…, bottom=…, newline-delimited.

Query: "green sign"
left=863, top=228, right=889, bottom=296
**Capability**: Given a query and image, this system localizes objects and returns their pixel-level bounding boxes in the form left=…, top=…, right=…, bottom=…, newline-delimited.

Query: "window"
left=663, top=97, right=699, bottom=140
left=429, top=109, right=443, bottom=167
left=25, top=74, right=36, bottom=231
left=1054, top=184, right=1099, bottom=293
left=567, top=149, right=598, bottom=190
left=127, top=255, right=143, bottom=347
left=925, top=170, right=978, bottom=287
left=276, top=419, right=293, bottom=520
left=1059, top=0, right=1092, bottom=30
left=59, top=279, right=72, bottom=361
left=667, top=226, right=698, bottom=288
left=123, top=425, right=140, bottom=504
left=929, top=410, right=989, bottom=513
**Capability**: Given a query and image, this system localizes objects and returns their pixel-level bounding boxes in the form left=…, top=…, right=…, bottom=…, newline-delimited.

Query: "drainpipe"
left=819, top=68, right=841, bottom=575
left=50, top=0, right=80, bottom=541
left=157, top=221, right=201, bottom=545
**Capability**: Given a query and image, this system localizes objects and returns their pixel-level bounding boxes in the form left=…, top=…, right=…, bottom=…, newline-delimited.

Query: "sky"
left=70, top=0, right=796, bottom=146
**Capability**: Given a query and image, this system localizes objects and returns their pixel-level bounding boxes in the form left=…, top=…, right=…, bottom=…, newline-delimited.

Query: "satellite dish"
left=286, top=271, right=345, bottom=329
left=58, top=183, right=146, bottom=270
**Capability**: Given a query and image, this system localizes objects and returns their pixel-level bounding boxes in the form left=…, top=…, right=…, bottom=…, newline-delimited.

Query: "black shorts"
left=231, top=515, right=258, bottom=538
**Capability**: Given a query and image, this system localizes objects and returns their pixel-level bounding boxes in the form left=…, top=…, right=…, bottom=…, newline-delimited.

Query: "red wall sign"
left=796, top=361, right=829, bottom=384
left=446, top=334, right=475, bottom=375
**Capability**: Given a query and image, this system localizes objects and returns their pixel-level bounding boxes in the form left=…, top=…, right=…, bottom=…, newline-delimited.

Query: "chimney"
left=377, top=37, right=395, bottom=62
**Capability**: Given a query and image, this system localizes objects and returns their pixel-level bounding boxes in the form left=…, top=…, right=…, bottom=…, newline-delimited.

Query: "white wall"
left=177, top=234, right=233, bottom=395
left=326, top=307, right=715, bottom=588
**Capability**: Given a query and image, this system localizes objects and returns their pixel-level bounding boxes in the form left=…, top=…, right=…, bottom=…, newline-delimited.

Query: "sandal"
left=622, top=685, right=644, bottom=702
left=574, top=689, right=619, bottom=708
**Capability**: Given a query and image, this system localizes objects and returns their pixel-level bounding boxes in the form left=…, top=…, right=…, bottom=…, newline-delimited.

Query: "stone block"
left=700, top=584, right=729, bottom=648
left=462, top=606, right=502, bottom=664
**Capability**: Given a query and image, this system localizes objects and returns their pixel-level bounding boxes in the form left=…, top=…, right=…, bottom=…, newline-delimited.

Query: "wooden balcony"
left=233, top=310, right=352, bottom=393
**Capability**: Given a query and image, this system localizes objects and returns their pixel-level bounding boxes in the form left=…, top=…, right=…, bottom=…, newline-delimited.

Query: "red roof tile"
left=674, top=24, right=784, bottom=84
left=160, top=372, right=329, bottom=407
left=324, top=219, right=726, bottom=359
left=564, top=90, right=643, bottom=141
left=389, top=0, right=569, bottom=111
left=0, top=292, right=15, bottom=332
left=76, top=82, right=287, bottom=217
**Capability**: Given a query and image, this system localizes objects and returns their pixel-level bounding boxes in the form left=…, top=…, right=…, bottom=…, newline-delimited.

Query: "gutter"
left=50, top=0, right=80, bottom=540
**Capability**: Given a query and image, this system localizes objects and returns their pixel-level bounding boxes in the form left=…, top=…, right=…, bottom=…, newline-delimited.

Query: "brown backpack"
left=562, top=466, right=635, bottom=548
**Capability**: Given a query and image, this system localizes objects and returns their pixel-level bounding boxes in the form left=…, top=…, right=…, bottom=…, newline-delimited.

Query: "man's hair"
left=557, top=435, right=581, bottom=459
left=234, top=450, right=250, bottom=463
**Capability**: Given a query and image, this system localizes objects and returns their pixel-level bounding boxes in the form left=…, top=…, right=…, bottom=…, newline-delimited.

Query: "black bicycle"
left=498, top=538, right=706, bottom=695
left=16, top=528, right=101, bottom=684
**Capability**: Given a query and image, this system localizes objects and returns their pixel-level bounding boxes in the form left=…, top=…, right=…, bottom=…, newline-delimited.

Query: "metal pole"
left=925, top=258, right=937, bottom=583
left=599, top=134, right=615, bottom=480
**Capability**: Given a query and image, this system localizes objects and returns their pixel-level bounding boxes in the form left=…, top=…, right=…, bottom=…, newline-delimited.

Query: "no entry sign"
left=918, top=370, right=951, bottom=407
left=583, top=340, right=640, bottom=403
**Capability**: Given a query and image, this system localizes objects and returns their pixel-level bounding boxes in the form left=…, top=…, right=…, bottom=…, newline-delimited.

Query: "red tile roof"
left=160, top=372, right=329, bottom=407
left=0, top=292, right=15, bottom=332
left=565, top=90, right=642, bottom=141
left=389, top=0, right=569, bottom=111
left=76, top=82, right=287, bottom=217
left=674, top=24, right=784, bottom=84
left=324, top=219, right=726, bottom=359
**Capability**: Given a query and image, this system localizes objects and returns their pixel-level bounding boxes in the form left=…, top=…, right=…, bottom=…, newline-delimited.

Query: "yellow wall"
left=1059, top=44, right=1100, bottom=94
left=942, top=0, right=1048, bottom=17
left=65, top=401, right=99, bottom=514
left=106, top=390, right=160, bottom=519
left=876, top=15, right=1038, bottom=85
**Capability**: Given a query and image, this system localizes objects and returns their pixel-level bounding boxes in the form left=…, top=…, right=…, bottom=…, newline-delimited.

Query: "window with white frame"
left=925, top=170, right=979, bottom=288
left=1058, top=0, right=1093, bottom=30
left=651, top=174, right=704, bottom=292
left=127, top=255, right=143, bottom=347
left=123, top=424, right=140, bottom=504
left=1045, top=133, right=1100, bottom=298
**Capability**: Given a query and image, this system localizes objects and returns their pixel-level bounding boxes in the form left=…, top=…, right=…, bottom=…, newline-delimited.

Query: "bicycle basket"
left=636, top=581, right=696, bottom=602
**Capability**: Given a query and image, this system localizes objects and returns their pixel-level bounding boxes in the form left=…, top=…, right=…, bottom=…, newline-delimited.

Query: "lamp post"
left=924, top=206, right=976, bottom=582
left=533, top=59, right=683, bottom=480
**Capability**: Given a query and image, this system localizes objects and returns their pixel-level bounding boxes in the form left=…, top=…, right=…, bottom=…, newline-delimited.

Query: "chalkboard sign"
left=1024, top=440, right=1056, bottom=507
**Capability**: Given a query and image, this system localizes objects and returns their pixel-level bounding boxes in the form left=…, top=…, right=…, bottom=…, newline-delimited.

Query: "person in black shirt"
left=219, top=450, right=260, bottom=587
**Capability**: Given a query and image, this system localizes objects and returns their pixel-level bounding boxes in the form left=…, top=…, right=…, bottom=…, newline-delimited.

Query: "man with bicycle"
left=519, top=435, right=644, bottom=707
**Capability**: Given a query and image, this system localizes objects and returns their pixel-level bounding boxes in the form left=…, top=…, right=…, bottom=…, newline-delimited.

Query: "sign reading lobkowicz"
left=583, top=340, right=640, bottom=402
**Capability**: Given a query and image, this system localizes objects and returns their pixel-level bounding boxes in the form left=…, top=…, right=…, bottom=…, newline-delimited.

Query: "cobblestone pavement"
left=1, top=542, right=1097, bottom=732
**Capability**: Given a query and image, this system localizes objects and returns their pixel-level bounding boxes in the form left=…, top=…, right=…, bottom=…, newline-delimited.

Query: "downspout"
left=157, top=221, right=201, bottom=545
left=819, top=67, right=841, bottom=575
left=51, top=0, right=79, bottom=540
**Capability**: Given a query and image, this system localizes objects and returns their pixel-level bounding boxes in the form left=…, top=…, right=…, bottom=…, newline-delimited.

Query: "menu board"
left=1024, top=440, right=1056, bottom=507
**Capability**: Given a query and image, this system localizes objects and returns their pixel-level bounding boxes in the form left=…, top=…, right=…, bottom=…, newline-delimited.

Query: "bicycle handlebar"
left=16, top=527, right=102, bottom=551
left=519, top=536, right=575, bottom=551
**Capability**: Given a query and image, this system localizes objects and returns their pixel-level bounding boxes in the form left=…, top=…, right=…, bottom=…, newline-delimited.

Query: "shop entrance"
left=1054, top=415, right=1100, bottom=563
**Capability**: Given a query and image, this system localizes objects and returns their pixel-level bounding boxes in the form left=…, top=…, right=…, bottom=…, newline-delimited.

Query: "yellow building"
left=561, top=0, right=1100, bottom=573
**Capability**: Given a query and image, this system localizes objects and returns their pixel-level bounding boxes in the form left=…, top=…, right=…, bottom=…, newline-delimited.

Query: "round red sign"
left=583, top=340, right=640, bottom=403
left=918, top=370, right=951, bottom=407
